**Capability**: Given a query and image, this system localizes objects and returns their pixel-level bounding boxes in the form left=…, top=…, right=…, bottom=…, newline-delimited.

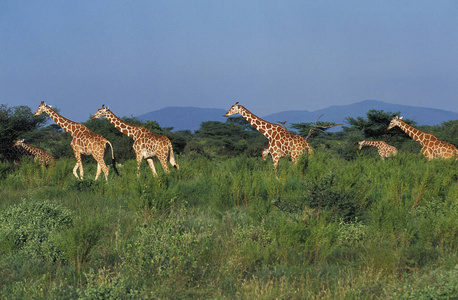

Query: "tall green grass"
left=1, top=151, right=457, bottom=298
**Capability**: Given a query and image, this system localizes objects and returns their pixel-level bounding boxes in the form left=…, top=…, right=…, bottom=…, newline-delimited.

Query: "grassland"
left=1, top=150, right=457, bottom=299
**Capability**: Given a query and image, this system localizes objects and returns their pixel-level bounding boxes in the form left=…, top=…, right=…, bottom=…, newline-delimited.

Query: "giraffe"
left=13, top=139, right=56, bottom=167
left=33, top=101, right=119, bottom=180
left=224, top=102, right=313, bottom=170
left=358, top=140, right=397, bottom=160
left=91, top=105, right=179, bottom=176
left=387, top=115, right=458, bottom=160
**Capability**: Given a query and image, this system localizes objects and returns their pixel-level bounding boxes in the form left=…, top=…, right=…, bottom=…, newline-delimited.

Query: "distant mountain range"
left=137, top=100, right=458, bottom=132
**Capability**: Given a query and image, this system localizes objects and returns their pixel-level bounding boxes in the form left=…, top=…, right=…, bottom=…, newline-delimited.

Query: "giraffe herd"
left=12, top=101, right=458, bottom=180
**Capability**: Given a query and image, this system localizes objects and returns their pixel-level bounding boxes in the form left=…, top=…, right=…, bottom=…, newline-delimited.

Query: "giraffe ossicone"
left=224, top=102, right=313, bottom=171
left=13, top=138, right=55, bottom=167
left=33, top=101, right=119, bottom=180
left=91, top=104, right=179, bottom=177
left=388, top=115, right=458, bottom=160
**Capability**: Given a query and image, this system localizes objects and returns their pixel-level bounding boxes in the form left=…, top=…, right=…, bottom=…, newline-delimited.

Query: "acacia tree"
left=0, top=104, right=48, bottom=162
left=344, top=109, right=416, bottom=140
left=290, top=121, right=341, bottom=140
left=193, top=119, right=266, bottom=157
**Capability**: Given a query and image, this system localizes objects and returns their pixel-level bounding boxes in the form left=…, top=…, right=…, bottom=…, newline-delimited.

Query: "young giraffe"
left=13, top=139, right=56, bottom=167
left=388, top=116, right=458, bottom=160
left=91, top=105, right=179, bottom=176
left=33, top=101, right=119, bottom=180
left=358, top=140, right=397, bottom=160
left=224, top=102, right=313, bottom=170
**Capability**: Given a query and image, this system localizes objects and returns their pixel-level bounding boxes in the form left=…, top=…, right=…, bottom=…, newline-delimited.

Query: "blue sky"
left=1, top=1, right=458, bottom=122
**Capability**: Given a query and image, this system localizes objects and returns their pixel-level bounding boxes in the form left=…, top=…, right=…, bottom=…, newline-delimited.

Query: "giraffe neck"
left=396, top=120, right=430, bottom=145
left=239, top=105, right=282, bottom=139
left=19, top=143, right=36, bottom=154
left=45, top=107, right=84, bottom=136
left=104, top=110, right=141, bottom=139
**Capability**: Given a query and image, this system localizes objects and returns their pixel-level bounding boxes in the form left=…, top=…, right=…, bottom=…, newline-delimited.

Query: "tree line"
left=1, top=103, right=457, bottom=163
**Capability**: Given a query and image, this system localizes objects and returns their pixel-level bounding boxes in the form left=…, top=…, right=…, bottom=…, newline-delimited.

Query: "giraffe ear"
left=399, top=116, right=403, bottom=120
left=106, top=106, right=109, bottom=110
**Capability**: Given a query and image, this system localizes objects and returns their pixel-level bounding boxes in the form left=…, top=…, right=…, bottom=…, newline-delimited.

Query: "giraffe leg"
left=271, top=154, right=280, bottom=173
left=98, top=150, right=110, bottom=181
left=79, top=162, right=84, bottom=179
left=73, top=151, right=82, bottom=179
left=101, top=162, right=109, bottom=180
left=291, top=151, right=300, bottom=164
left=136, top=153, right=143, bottom=177
left=93, top=152, right=109, bottom=181
left=95, top=163, right=102, bottom=180
left=98, top=162, right=109, bottom=181
left=157, top=153, right=170, bottom=173
left=73, top=163, right=79, bottom=179
left=146, top=158, right=158, bottom=176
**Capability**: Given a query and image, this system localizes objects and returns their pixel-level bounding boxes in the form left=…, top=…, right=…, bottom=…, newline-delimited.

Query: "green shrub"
left=274, top=172, right=364, bottom=222
left=0, top=161, right=16, bottom=180
left=0, top=198, right=73, bottom=261
left=1, top=147, right=458, bottom=298
left=78, top=268, right=141, bottom=299
left=392, top=266, right=458, bottom=299
left=121, top=205, right=213, bottom=288
left=55, top=216, right=105, bottom=274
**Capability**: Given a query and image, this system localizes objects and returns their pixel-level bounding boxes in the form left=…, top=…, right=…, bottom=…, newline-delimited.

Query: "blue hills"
left=137, top=100, right=458, bottom=132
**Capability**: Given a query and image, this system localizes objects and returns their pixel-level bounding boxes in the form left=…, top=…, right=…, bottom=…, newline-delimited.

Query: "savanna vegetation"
left=1, top=104, right=457, bottom=299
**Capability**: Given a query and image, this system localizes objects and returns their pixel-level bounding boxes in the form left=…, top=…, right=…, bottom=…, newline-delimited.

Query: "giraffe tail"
left=107, top=141, right=120, bottom=176
left=168, top=145, right=179, bottom=169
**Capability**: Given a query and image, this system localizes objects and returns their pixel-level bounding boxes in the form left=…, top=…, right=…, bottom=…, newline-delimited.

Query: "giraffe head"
left=33, top=101, right=52, bottom=116
left=387, top=116, right=403, bottom=130
left=224, top=102, right=242, bottom=117
left=13, top=139, right=25, bottom=147
left=91, top=105, right=110, bottom=120
left=358, top=141, right=365, bottom=151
